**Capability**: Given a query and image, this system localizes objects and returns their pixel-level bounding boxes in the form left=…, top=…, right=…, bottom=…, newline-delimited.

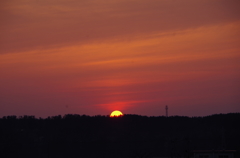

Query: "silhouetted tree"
left=0, top=113, right=239, bottom=158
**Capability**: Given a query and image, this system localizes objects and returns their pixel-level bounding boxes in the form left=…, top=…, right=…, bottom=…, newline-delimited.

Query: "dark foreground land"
left=0, top=113, right=240, bottom=158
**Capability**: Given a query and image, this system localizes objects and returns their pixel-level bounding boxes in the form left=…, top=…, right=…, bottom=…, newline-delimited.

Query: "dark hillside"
left=0, top=113, right=239, bottom=158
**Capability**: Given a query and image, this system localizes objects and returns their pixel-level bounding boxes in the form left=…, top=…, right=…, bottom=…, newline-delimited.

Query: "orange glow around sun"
left=110, top=110, right=123, bottom=117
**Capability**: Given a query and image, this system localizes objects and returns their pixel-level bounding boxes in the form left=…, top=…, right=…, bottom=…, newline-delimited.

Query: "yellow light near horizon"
left=110, top=110, right=123, bottom=117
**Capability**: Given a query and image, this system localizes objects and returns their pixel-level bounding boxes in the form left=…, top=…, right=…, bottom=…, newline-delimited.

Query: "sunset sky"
left=1, top=0, right=240, bottom=117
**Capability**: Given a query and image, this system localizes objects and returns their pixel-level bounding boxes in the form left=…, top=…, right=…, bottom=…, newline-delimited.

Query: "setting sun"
left=110, top=110, right=123, bottom=117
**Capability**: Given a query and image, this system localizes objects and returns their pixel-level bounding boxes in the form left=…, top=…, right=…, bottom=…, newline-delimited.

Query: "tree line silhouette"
left=0, top=113, right=240, bottom=158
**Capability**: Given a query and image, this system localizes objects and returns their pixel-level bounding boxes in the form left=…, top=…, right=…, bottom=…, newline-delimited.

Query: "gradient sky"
left=1, top=0, right=240, bottom=117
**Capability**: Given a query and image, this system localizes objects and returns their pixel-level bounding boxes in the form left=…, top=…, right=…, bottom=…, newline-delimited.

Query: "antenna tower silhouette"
left=165, top=105, right=168, bottom=117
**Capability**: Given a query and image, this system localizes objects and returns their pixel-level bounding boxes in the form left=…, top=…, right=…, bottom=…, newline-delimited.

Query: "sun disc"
left=110, top=110, right=123, bottom=117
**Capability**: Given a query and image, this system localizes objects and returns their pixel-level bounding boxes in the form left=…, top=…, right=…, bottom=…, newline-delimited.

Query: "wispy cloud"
left=1, top=0, right=240, bottom=54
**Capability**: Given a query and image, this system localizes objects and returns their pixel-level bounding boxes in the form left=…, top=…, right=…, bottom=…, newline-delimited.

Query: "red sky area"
left=0, top=0, right=240, bottom=117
